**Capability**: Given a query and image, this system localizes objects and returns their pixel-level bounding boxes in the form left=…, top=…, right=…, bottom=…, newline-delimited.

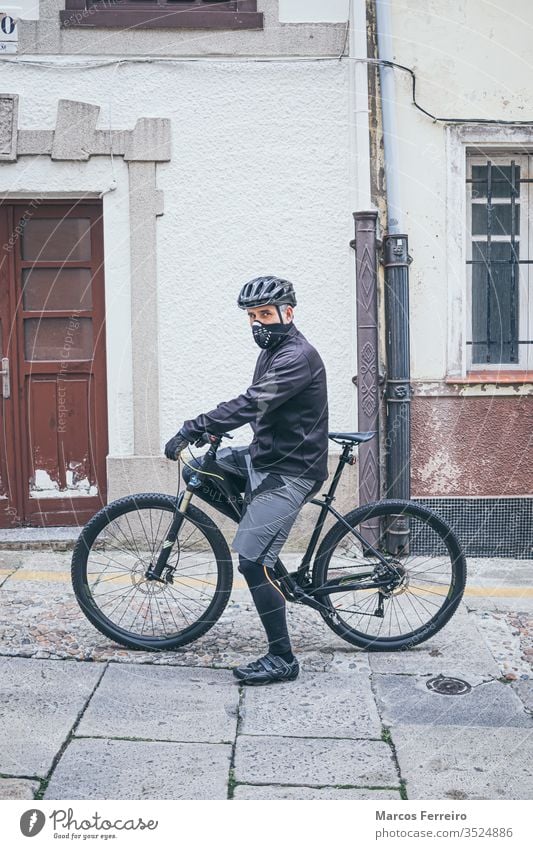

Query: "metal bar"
left=486, top=161, right=493, bottom=362
left=468, top=339, right=533, bottom=345
left=353, top=210, right=381, bottom=548
left=510, top=160, right=517, bottom=362
left=467, top=177, right=533, bottom=183
left=467, top=260, right=532, bottom=265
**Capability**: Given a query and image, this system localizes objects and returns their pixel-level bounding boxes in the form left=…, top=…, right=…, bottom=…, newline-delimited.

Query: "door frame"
left=1, top=199, right=108, bottom=527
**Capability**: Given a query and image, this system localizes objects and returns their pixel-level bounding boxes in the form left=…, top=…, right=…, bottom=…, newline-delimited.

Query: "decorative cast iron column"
left=352, top=210, right=381, bottom=546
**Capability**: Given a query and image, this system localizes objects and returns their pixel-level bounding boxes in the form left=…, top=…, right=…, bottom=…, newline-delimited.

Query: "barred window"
left=466, top=154, right=531, bottom=368
left=60, top=0, right=263, bottom=30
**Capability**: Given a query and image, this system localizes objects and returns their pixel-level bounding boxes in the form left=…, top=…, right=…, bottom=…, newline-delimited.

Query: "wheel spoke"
left=315, top=504, right=464, bottom=647
left=75, top=500, right=229, bottom=645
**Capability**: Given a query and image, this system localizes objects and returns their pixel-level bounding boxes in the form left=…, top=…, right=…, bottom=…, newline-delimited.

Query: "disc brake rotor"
left=131, top=560, right=168, bottom=594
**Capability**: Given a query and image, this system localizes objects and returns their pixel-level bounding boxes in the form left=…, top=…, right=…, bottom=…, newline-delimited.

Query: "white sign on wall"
left=279, top=0, right=350, bottom=23
left=0, top=12, right=18, bottom=54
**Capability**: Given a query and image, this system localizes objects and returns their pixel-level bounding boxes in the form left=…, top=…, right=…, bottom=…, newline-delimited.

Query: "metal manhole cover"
left=426, top=675, right=471, bottom=695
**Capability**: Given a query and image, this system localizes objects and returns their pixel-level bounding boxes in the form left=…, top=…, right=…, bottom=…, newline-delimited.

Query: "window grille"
left=466, top=154, right=533, bottom=367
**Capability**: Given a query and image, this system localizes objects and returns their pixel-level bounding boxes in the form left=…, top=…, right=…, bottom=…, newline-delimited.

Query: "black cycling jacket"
left=181, top=322, right=329, bottom=482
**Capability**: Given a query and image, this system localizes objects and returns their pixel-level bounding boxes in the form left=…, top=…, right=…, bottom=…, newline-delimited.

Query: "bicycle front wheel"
left=72, top=494, right=233, bottom=650
left=312, top=500, right=466, bottom=651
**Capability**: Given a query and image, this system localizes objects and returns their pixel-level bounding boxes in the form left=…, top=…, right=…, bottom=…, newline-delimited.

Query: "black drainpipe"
left=375, top=0, right=413, bottom=551
left=382, top=235, right=412, bottom=502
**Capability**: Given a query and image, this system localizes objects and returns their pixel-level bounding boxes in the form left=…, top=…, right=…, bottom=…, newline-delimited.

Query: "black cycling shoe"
left=232, top=653, right=300, bottom=686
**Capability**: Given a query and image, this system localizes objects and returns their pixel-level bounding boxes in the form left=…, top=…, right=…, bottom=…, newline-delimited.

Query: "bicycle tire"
left=71, top=493, right=233, bottom=651
left=312, top=499, right=466, bottom=651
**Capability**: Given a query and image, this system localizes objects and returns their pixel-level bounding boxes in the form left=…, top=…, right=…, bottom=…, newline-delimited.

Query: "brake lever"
left=195, top=431, right=234, bottom=448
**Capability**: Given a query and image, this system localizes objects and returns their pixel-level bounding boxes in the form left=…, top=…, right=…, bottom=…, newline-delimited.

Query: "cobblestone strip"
left=473, top=610, right=533, bottom=682
left=35, top=661, right=109, bottom=799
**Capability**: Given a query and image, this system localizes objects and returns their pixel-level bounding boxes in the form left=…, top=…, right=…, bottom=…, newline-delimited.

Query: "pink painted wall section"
left=411, top=396, right=533, bottom=497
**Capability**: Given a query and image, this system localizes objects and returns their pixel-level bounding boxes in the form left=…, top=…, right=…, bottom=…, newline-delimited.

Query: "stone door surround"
left=0, top=93, right=171, bottom=456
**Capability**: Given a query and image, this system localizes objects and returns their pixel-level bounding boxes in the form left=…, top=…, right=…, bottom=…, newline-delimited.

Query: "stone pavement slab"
left=0, top=778, right=40, bottom=799
left=44, top=738, right=231, bottom=800
left=234, top=785, right=402, bottom=799
left=368, top=608, right=501, bottom=684
left=77, top=664, right=238, bottom=743
left=392, top=725, right=533, bottom=800
left=464, top=559, right=533, bottom=614
left=240, top=670, right=381, bottom=739
left=511, top=680, right=533, bottom=713
left=0, top=657, right=102, bottom=775
left=374, top=674, right=532, bottom=727
left=234, top=736, right=399, bottom=788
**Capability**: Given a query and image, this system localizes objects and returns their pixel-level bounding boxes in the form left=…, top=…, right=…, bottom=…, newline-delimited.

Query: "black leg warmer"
left=237, top=555, right=294, bottom=661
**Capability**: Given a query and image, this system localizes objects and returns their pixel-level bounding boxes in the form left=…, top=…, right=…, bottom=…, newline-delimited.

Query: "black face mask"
left=252, top=319, right=292, bottom=350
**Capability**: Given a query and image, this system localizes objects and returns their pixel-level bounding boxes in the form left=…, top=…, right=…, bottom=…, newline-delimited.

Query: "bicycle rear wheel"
left=312, top=499, right=466, bottom=651
left=72, top=494, right=233, bottom=650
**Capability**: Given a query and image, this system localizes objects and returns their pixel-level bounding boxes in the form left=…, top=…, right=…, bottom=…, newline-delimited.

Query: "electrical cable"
left=2, top=53, right=532, bottom=126
left=366, top=57, right=533, bottom=125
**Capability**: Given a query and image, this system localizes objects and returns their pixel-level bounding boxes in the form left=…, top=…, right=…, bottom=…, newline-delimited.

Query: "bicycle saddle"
left=328, top=431, right=376, bottom=444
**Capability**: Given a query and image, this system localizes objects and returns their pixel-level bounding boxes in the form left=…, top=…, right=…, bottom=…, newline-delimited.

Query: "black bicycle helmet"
left=237, top=276, right=297, bottom=310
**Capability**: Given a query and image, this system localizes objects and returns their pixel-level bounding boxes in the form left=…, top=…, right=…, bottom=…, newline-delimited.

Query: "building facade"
left=0, top=1, right=360, bottom=537
left=1, top=0, right=532, bottom=555
left=384, top=1, right=533, bottom=554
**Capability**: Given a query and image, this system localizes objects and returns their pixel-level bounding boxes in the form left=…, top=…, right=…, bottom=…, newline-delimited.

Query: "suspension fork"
left=146, top=433, right=226, bottom=582
left=144, top=487, right=194, bottom=581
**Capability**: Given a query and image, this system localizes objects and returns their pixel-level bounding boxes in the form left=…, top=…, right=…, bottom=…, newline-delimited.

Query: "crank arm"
left=279, top=579, right=339, bottom=615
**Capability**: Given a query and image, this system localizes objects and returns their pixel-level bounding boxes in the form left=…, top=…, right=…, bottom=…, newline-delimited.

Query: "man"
left=164, top=276, right=329, bottom=685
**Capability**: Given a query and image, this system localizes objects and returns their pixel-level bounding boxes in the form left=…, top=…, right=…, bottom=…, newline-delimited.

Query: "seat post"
left=324, top=443, right=353, bottom=503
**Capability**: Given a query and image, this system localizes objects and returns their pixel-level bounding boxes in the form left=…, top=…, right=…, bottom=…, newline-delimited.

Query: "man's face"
left=246, top=305, right=292, bottom=325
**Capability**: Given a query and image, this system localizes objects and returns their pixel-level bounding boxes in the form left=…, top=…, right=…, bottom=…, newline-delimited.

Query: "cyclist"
left=164, top=276, right=329, bottom=685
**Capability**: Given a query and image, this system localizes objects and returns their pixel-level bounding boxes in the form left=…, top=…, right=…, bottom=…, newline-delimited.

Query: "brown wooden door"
left=0, top=201, right=108, bottom=528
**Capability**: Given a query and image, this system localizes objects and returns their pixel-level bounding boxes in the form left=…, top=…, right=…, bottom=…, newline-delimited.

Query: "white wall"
left=0, top=58, right=356, bottom=455
left=1, top=0, right=39, bottom=20
left=390, top=0, right=533, bottom=379
left=278, top=0, right=350, bottom=22
left=155, top=60, right=355, bottom=448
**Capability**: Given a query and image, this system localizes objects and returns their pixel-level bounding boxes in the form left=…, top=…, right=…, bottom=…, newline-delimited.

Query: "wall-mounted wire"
left=2, top=53, right=532, bottom=126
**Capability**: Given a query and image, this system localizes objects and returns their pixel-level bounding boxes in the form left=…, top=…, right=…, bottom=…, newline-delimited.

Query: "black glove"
left=164, top=429, right=191, bottom=461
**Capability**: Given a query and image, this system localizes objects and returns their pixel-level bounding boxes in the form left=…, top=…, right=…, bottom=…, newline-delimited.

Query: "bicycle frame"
left=147, top=434, right=394, bottom=604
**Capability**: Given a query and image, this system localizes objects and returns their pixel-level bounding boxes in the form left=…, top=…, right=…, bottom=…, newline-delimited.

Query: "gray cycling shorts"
left=215, top=446, right=322, bottom=569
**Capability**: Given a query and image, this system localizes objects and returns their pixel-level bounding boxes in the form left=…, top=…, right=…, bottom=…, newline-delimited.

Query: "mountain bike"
left=71, top=431, right=467, bottom=652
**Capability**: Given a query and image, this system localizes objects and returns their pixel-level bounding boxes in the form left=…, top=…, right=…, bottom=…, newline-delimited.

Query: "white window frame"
left=445, top=125, right=533, bottom=376
left=466, top=153, right=530, bottom=370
